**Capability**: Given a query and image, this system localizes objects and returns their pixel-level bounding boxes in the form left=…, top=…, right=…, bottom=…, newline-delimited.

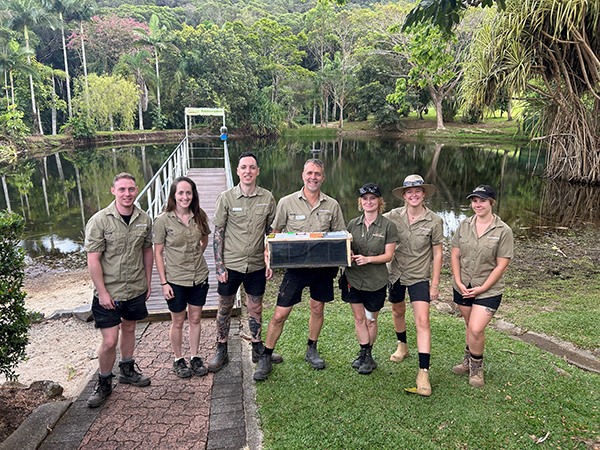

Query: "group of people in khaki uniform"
left=84, top=154, right=513, bottom=407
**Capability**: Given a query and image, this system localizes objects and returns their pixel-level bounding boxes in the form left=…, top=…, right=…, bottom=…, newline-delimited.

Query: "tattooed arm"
left=214, top=226, right=228, bottom=283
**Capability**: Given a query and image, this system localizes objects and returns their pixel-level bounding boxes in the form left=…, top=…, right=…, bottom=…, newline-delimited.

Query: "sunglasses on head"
left=403, top=180, right=424, bottom=187
left=359, top=186, right=379, bottom=195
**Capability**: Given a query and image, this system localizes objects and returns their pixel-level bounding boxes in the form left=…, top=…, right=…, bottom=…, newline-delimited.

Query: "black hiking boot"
left=251, top=342, right=284, bottom=364
left=207, top=342, right=229, bottom=373
left=118, top=359, right=151, bottom=387
left=87, top=373, right=114, bottom=408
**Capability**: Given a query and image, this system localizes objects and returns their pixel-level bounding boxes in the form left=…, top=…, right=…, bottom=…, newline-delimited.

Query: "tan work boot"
left=390, top=342, right=409, bottom=362
left=451, top=348, right=470, bottom=375
left=469, top=355, right=484, bottom=387
left=416, top=368, right=432, bottom=397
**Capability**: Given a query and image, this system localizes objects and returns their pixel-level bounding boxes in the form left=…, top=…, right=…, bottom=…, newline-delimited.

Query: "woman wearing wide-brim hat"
left=341, top=183, right=398, bottom=375
left=384, top=174, right=444, bottom=396
left=450, top=185, right=513, bottom=387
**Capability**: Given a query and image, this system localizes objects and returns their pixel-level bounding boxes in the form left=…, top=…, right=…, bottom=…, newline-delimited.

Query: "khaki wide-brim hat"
left=392, top=174, right=437, bottom=200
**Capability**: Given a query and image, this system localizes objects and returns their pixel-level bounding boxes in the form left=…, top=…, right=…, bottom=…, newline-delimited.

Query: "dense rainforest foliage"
left=1, top=0, right=600, bottom=182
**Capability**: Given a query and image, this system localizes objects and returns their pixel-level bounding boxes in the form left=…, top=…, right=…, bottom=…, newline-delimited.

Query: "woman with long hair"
left=342, top=183, right=397, bottom=375
left=450, top=185, right=513, bottom=387
left=154, top=176, right=211, bottom=378
left=384, top=174, right=443, bottom=396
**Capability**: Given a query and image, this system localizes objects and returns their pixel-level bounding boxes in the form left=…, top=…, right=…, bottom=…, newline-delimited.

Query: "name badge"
left=257, top=203, right=268, bottom=207
left=487, top=236, right=500, bottom=240
left=296, top=215, right=306, bottom=220
left=232, top=207, right=243, bottom=212
left=136, top=223, right=147, bottom=227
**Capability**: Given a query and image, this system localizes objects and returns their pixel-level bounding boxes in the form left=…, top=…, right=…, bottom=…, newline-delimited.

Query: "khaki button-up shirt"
left=346, top=214, right=398, bottom=291
left=213, top=184, right=276, bottom=273
left=384, top=206, right=444, bottom=286
left=153, top=211, right=210, bottom=286
left=451, top=214, right=514, bottom=298
left=84, top=201, right=152, bottom=301
left=272, top=189, right=346, bottom=233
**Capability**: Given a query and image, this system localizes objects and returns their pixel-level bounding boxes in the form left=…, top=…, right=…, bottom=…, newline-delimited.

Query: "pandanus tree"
left=461, top=0, right=600, bottom=183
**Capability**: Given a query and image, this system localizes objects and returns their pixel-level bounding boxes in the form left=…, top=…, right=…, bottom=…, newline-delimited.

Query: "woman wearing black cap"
left=342, top=183, right=398, bottom=374
left=384, top=174, right=443, bottom=397
left=450, top=185, right=513, bottom=387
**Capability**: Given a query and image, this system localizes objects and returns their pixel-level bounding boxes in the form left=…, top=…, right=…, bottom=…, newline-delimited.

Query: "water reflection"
left=2, top=137, right=599, bottom=257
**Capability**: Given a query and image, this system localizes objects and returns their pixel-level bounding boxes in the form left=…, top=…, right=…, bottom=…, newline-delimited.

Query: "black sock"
left=470, top=353, right=483, bottom=360
left=418, top=353, right=430, bottom=369
left=264, top=347, right=274, bottom=356
left=396, top=331, right=407, bottom=343
left=307, top=339, right=316, bottom=346
left=360, top=343, right=369, bottom=349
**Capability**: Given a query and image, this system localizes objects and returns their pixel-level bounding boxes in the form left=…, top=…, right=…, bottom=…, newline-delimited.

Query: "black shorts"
left=277, top=267, right=338, bottom=308
left=167, top=279, right=209, bottom=313
left=217, top=268, right=267, bottom=297
left=342, top=285, right=387, bottom=312
left=453, top=289, right=502, bottom=310
left=389, top=280, right=430, bottom=304
left=92, top=292, right=148, bottom=329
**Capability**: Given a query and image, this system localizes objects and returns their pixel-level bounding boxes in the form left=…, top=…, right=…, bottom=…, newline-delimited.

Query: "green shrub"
left=0, top=212, right=29, bottom=381
left=60, top=113, right=97, bottom=139
left=151, top=108, right=167, bottom=130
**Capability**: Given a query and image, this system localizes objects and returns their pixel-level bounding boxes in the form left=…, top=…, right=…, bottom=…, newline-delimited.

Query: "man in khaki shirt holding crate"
left=207, top=152, right=282, bottom=372
left=84, top=173, right=153, bottom=408
left=254, top=158, right=346, bottom=381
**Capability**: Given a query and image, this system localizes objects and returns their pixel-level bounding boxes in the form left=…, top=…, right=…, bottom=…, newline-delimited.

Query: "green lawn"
left=256, top=299, right=599, bottom=449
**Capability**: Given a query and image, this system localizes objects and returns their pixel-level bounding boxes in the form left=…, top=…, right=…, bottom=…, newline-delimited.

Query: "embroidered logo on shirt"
left=232, top=207, right=243, bottom=212
left=373, top=233, right=385, bottom=238
left=318, top=209, right=331, bottom=213
left=419, top=227, right=431, bottom=232
left=257, top=203, right=268, bottom=207
left=487, top=236, right=500, bottom=240
left=136, top=223, right=147, bottom=227
left=296, top=215, right=306, bottom=220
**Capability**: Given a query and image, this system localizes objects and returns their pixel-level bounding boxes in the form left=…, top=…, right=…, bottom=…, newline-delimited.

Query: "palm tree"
left=117, top=49, right=155, bottom=130
left=62, top=0, right=95, bottom=113
left=132, top=14, right=178, bottom=113
left=3, top=0, right=59, bottom=134
left=0, top=39, right=35, bottom=105
left=38, top=64, right=65, bottom=134
left=48, top=0, right=80, bottom=119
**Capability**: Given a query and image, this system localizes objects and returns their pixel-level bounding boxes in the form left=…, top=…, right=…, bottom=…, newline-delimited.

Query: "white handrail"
left=136, top=136, right=233, bottom=220
left=136, top=137, right=190, bottom=220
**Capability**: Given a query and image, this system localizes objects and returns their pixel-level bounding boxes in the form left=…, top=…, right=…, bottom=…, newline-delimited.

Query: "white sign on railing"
left=185, top=107, right=225, bottom=116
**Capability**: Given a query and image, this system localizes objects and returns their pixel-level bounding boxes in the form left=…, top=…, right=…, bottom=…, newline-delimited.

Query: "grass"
left=256, top=300, right=599, bottom=449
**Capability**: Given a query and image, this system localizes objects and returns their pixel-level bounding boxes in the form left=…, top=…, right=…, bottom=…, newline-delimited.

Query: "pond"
left=2, top=137, right=599, bottom=258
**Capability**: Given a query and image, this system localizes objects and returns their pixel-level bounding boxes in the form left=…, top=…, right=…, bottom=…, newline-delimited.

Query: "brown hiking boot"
left=390, top=342, right=409, bottom=362
left=416, top=368, right=432, bottom=396
left=452, top=348, right=470, bottom=375
left=87, top=373, right=114, bottom=408
left=207, top=342, right=229, bottom=373
left=469, top=356, right=484, bottom=387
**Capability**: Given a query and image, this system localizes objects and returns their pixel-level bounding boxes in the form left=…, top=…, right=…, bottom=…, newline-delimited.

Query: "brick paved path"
left=40, top=318, right=251, bottom=450
left=80, top=320, right=217, bottom=449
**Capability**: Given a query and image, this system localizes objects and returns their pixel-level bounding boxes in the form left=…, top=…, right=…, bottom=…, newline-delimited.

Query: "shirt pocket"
left=317, top=211, right=332, bottom=229
left=104, top=229, right=126, bottom=255
left=411, top=228, right=431, bottom=254
left=482, top=236, right=499, bottom=259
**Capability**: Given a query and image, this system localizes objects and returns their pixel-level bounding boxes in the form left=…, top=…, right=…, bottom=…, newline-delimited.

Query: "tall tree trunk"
left=138, top=95, right=144, bottom=130
left=325, top=95, right=329, bottom=124
left=154, top=51, right=161, bottom=111
left=1, top=175, right=11, bottom=213
left=338, top=101, right=344, bottom=129
left=37, top=105, right=44, bottom=135
left=80, top=22, right=90, bottom=112
left=312, top=100, right=316, bottom=126
left=24, top=25, right=40, bottom=134
left=507, top=97, right=513, bottom=121
left=4, top=71, right=8, bottom=105
left=9, top=71, right=15, bottom=105
left=51, top=75, right=57, bottom=135
left=60, top=15, right=72, bottom=119
left=430, top=87, right=445, bottom=130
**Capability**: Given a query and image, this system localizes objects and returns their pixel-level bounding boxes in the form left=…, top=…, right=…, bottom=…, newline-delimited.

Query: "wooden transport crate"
left=267, top=231, right=352, bottom=269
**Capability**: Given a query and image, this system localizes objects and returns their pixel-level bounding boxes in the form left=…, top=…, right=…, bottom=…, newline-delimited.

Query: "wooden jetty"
left=144, top=167, right=240, bottom=321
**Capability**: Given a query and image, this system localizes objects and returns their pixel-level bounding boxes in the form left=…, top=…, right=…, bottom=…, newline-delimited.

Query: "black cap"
left=359, top=183, right=382, bottom=197
left=467, top=185, right=496, bottom=200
